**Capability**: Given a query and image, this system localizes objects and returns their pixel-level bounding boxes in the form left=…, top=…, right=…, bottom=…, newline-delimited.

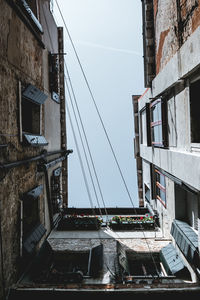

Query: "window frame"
left=21, top=185, right=47, bottom=256
left=51, top=167, right=62, bottom=215
left=150, top=98, right=168, bottom=148
left=18, top=81, right=48, bottom=146
left=155, top=168, right=166, bottom=208
left=49, top=53, right=60, bottom=103
left=189, top=76, right=200, bottom=148
left=139, top=103, right=151, bottom=146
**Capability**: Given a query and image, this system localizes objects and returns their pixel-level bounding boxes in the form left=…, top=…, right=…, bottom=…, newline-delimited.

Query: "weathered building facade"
left=0, top=0, right=69, bottom=298
left=134, top=0, right=200, bottom=285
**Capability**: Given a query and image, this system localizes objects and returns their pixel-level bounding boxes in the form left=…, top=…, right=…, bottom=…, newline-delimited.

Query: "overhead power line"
left=65, top=61, right=109, bottom=220
left=55, top=0, right=160, bottom=276
left=55, top=0, right=135, bottom=208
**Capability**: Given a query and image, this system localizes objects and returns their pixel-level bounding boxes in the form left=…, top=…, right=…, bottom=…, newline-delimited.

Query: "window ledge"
left=191, top=143, right=200, bottom=152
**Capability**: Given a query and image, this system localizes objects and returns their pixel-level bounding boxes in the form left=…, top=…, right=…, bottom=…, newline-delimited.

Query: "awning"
left=160, top=243, right=188, bottom=277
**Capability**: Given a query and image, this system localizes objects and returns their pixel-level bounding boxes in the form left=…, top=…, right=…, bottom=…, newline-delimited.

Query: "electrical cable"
left=65, top=79, right=116, bottom=279
left=55, top=0, right=160, bottom=278
left=64, top=61, right=109, bottom=222
left=65, top=72, right=103, bottom=218
left=65, top=88, right=96, bottom=214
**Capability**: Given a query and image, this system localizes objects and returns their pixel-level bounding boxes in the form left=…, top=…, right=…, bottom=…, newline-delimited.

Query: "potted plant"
left=109, top=214, right=155, bottom=230
left=57, top=214, right=103, bottom=230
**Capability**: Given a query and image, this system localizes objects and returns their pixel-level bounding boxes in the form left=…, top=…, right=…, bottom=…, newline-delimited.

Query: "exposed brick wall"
left=154, top=0, right=200, bottom=74
left=154, top=0, right=179, bottom=74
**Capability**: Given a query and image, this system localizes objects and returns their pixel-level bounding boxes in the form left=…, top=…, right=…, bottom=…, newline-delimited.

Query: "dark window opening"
left=190, top=79, right=200, bottom=143
left=33, top=244, right=103, bottom=283
left=127, top=253, right=163, bottom=277
left=150, top=99, right=168, bottom=147
left=22, top=99, right=40, bottom=135
left=20, top=84, right=48, bottom=146
left=23, top=194, right=39, bottom=240
left=175, top=184, right=199, bottom=231
left=53, top=252, right=89, bottom=276
left=22, top=186, right=46, bottom=257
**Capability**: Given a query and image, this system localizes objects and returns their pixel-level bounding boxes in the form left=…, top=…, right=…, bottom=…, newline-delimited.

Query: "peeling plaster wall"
left=154, top=0, right=178, bottom=74
left=154, top=0, right=200, bottom=75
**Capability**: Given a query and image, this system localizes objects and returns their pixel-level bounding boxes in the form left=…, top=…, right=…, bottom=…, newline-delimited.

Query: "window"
left=33, top=244, right=103, bottom=283
left=155, top=168, right=166, bottom=207
left=142, top=0, right=156, bottom=87
left=144, top=184, right=150, bottom=203
left=127, top=252, right=164, bottom=277
left=49, top=53, right=60, bottom=103
left=175, top=184, right=200, bottom=231
left=150, top=99, right=168, bottom=147
left=190, top=79, right=200, bottom=144
left=20, top=83, right=48, bottom=146
left=140, top=104, right=151, bottom=146
left=22, top=185, right=46, bottom=255
left=22, top=99, right=40, bottom=135
left=51, top=167, right=62, bottom=215
left=17, top=0, right=43, bottom=34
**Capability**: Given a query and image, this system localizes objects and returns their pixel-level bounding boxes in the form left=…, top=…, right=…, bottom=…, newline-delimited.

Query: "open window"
left=175, top=183, right=200, bottom=231
left=117, top=241, right=190, bottom=282
left=32, top=244, right=103, bottom=284
left=22, top=185, right=46, bottom=256
left=150, top=98, right=168, bottom=147
left=20, top=83, right=48, bottom=146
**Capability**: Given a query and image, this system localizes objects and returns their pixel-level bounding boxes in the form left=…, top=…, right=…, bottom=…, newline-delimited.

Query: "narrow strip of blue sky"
left=75, top=40, right=141, bottom=56
left=54, top=0, right=144, bottom=208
